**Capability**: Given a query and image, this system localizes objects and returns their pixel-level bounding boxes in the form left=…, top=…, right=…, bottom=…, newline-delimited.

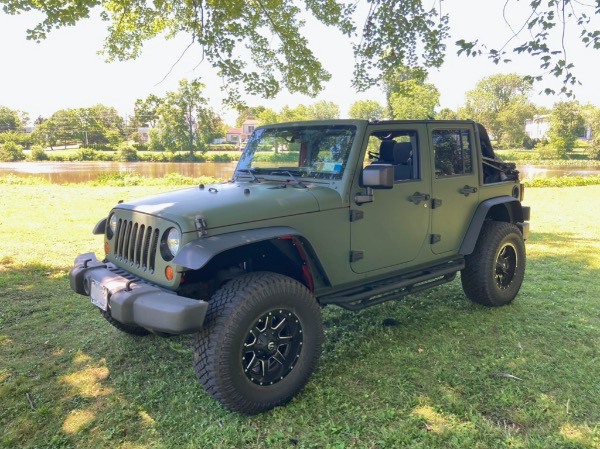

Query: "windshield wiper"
left=234, top=168, right=260, bottom=182
left=269, top=170, right=307, bottom=188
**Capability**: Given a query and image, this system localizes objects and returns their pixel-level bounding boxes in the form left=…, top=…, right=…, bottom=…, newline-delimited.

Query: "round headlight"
left=166, top=228, right=181, bottom=257
left=107, top=214, right=117, bottom=239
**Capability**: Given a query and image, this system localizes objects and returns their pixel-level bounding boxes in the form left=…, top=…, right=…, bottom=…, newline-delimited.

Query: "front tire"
left=462, top=221, right=526, bottom=307
left=192, top=272, right=323, bottom=414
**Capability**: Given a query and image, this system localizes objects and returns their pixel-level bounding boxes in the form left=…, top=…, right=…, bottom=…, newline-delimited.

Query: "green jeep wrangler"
left=69, top=119, right=530, bottom=414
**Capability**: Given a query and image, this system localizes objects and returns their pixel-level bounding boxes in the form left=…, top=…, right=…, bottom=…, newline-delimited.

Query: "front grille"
left=114, top=219, right=160, bottom=273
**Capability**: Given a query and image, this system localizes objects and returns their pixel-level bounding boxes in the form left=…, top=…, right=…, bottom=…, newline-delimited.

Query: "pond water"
left=0, top=161, right=598, bottom=184
left=0, top=161, right=238, bottom=183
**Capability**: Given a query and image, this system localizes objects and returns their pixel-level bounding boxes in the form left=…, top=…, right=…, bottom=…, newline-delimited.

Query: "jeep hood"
left=115, top=182, right=342, bottom=232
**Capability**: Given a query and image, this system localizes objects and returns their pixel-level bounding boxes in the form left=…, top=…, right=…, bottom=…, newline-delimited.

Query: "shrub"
left=0, top=141, right=26, bottom=161
left=211, top=153, right=233, bottom=162
left=536, top=143, right=564, bottom=160
left=585, top=146, right=600, bottom=161
left=29, top=145, right=49, bottom=161
left=116, top=144, right=139, bottom=162
left=74, top=148, right=99, bottom=161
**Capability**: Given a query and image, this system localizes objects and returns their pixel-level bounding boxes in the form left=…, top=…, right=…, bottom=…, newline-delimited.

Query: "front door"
left=350, top=124, right=431, bottom=274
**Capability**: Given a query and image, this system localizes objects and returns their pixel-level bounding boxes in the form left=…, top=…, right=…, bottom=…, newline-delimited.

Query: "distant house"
left=226, top=119, right=259, bottom=144
left=524, top=115, right=550, bottom=140
left=525, top=114, right=591, bottom=140
left=138, top=126, right=151, bottom=143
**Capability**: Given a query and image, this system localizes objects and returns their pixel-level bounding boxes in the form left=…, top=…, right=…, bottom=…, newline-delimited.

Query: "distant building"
left=226, top=119, right=259, bottom=144
left=138, top=126, right=151, bottom=143
left=525, top=114, right=591, bottom=140
left=524, top=115, right=550, bottom=140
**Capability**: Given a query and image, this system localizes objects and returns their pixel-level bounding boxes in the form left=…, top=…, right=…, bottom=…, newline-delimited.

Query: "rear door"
left=428, top=123, right=480, bottom=255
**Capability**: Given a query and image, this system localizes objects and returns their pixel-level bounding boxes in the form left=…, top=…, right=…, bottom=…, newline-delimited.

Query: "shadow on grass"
left=1, top=240, right=599, bottom=448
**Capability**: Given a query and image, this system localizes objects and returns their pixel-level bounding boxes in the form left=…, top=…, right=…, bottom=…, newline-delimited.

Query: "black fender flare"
left=173, top=226, right=304, bottom=271
left=459, top=196, right=526, bottom=256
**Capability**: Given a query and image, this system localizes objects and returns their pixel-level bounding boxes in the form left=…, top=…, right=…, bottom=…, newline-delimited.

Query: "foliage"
left=497, top=102, right=538, bottom=148
left=0, top=105, right=28, bottom=132
left=0, top=140, right=26, bottom=161
left=522, top=174, right=600, bottom=187
left=74, top=148, right=99, bottom=161
left=389, top=80, right=440, bottom=120
left=235, top=106, right=267, bottom=128
left=5, top=1, right=596, bottom=101
left=154, top=79, right=216, bottom=154
left=547, top=101, right=585, bottom=154
left=584, top=105, right=600, bottom=159
left=436, top=108, right=458, bottom=120
left=348, top=100, right=385, bottom=121
left=29, top=144, right=49, bottom=161
left=456, top=0, right=600, bottom=97
left=116, top=144, right=139, bottom=162
left=133, top=94, right=163, bottom=128
left=459, top=74, right=534, bottom=144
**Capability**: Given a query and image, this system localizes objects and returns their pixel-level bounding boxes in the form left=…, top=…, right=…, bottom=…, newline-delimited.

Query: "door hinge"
left=430, top=234, right=441, bottom=244
left=350, top=250, right=364, bottom=262
left=349, top=210, right=364, bottom=222
left=431, top=198, right=442, bottom=209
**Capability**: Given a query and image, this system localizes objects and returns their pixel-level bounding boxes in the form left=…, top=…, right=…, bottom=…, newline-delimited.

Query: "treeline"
left=2, top=72, right=600, bottom=162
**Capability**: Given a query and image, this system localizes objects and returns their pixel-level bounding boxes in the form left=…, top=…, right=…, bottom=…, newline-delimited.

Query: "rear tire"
left=462, top=221, right=526, bottom=307
left=192, top=272, right=323, bottom=414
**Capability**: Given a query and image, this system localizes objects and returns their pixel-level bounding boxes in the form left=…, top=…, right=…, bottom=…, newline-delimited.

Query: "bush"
left=522, top=136, right=540, bottom=150
left=536, top=143, right=564, bottom=160
left=29, top=145, right=49, bottom=161
left=585, top=146, right=600, bottom=161
left=0, top=141, right=26, bottom=161
left=74, top=148, right=99, bottom=161
left=116, top=145, right=139, bottom=162
left=211, top=153, right=233, bottom=162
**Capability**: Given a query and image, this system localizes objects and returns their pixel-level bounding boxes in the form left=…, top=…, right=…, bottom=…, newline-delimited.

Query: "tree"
left=436, top=108, right=458, bottom=120
left=307, top=101, right=340, bottom=120
left=155, top=79, right=214, bottom=154
left=236, top=107, right=267, bottom=128
left=584, top=106, right=600, bottom=160
left=497, top=102, right=538, bottom=147
left=0, top=106, right=27, bottom=132
left=547, top=101, right=585, bottom=154
left=348, top=100, right=385, bottom=121
left=256, top=108, right=279, bottom=125
left=133, top=94, right=163, bottom=128
left=4, top=1, right=595, bottom=102
left=79, top=104, right=125, bottom=146
left=389, top=80, right=440, bottom=120
left=460, top=74, right=533, bottom=144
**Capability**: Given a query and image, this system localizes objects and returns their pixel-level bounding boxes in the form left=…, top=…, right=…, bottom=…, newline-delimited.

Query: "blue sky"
left=1, top=1, right=599, bottom=125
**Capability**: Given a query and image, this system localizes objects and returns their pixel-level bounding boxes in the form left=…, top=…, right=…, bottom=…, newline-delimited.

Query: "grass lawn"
left=1, top=184, right=599, bottom=448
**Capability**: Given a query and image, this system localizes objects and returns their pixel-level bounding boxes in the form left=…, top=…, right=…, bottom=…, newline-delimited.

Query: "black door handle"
left=408, top=191, right=430, bottom=205
left=459, top=185, right=478, bottom=196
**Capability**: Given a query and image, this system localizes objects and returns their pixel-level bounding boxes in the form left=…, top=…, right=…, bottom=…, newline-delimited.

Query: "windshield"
left=235, top=124, right=356, bottom=182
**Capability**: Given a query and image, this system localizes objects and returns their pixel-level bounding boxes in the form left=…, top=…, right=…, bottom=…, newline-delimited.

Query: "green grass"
left=1, top=184, right=600, bottom=448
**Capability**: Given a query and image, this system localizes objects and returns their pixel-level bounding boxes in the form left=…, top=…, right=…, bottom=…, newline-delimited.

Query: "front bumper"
left=69, top=252, right=207, bottom=334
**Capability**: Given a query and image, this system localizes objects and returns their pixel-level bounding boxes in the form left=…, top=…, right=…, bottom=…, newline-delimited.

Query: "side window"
left=433, top=129, right=472, bottom=178
left=365, top=131, right=419, bottom=181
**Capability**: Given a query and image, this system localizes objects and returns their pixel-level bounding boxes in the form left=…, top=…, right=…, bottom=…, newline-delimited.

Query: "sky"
left=1, top=1, right=599, bottom=126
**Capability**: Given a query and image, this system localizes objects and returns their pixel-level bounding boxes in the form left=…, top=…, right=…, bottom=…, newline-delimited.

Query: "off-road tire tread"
left=192, top=272, right=322, bottom=414
left=461, top=221, right=526, bottom=307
